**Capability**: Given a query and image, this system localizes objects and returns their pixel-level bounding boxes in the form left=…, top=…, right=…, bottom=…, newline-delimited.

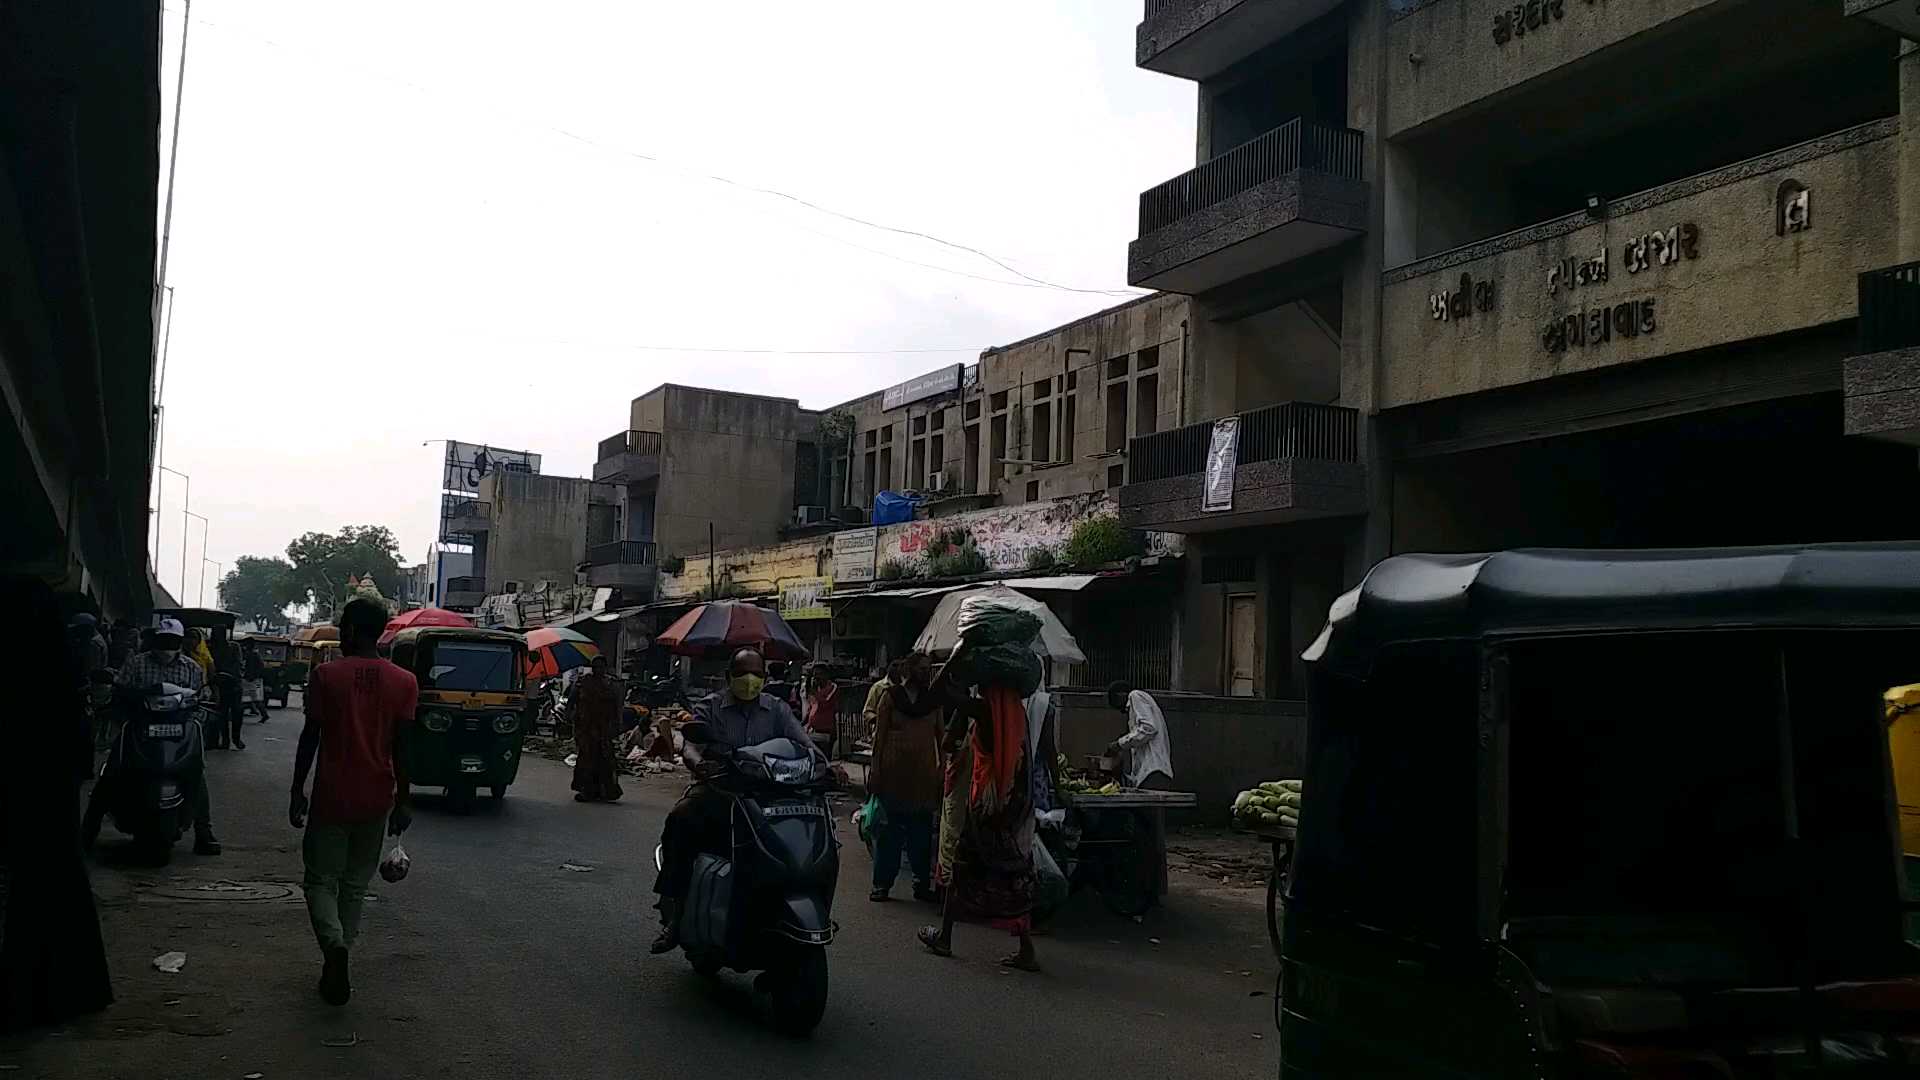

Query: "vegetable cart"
left=1234, top=821, right=1296, bottom=959
left=1057, top=788, right=1197, bottom=917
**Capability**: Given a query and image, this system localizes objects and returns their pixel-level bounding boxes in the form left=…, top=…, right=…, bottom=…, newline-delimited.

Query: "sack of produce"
left=955, top=594, right=1044, bottom=647
left=949, top=640, right=1042, bottom=695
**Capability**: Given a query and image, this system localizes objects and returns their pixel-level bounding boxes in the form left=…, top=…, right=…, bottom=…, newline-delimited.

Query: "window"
left=930, top=433, right=944, bottom=476
left=1062, top=394, right=1077, bottom=464
left=878, top=446, right=893, bottom=491
left=865, top=429, right=877, bottom=448
left=964, top=424, right=980, bottom=492
left=1107, top=356, right=1128, bottom=380
left=1066, top=370, right=1077, bottom=391
left=912, top=414, right=927, bottom=435
left=881, top=425, right=893, bottom=444
left=910, top=439, right=927, bottom=489
left=965, top=400, right=981, bottom=421
left=1138, top=344, right=1160, bottom=370
left=1026, top=480, right=1039, bottom=501
left=1201, top=554, right=1257, bottom=583
left=1032, top=402, right=1052, bottom=465
left=1135, top=373, right=1159, bottom=438
left=864, top=451, right=876, bottom=500
left=1106, top=382, right=1128, bottom=452
left=422, top=641, right=521, bottom=692
left=990, top=414, right=1007, bottom=486
left=1107, top=464, right=1125, bottom=488
left=990, top=391, right=1008, bottom=412
left=931, top=409, right=945, bottom=431
left=1031, top=377, right=1051, bottom=398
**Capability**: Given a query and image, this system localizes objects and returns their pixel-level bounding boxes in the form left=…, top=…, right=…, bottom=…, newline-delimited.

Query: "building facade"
left=832, top=292, right=1192, bottom=515
left=446, top=470, right=619, bottom=609
left=1121, top=0, right=1920, bottom=699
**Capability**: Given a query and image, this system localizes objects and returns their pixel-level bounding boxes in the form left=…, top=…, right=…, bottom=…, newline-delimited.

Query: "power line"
left=165, top=7, right=1144, bottom=300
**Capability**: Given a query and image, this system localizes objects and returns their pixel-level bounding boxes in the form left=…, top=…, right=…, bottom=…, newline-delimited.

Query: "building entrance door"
left=1227, top=593, right=1257, bottom=697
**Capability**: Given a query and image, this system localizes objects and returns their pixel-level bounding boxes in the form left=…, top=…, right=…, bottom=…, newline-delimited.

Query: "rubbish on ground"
left=245, top=1072, right=264, bottom=1078
left=321, top=1035, right=359, bottom=1048
left=560, top=862, right=594, bottom=873
left=563, top=753, right=578, bottom=767
left=151, top=951, right=187, bottom=973
left=379, top=840, right=411, bottom=884
left=163, top=999, right=182, bottom=1006
left=1149, top=937, right=1161, bottom=945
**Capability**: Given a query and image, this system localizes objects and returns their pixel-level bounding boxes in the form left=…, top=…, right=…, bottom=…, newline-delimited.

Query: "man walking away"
left=290, top=598, right=415, bottom=1006
left=210, top=627, right=245, bottom=750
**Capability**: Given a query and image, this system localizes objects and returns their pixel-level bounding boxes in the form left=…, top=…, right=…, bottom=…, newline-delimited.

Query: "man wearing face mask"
left=650, top=646, right=819, bottom=954
left=93, top=619, right=221, bottom=855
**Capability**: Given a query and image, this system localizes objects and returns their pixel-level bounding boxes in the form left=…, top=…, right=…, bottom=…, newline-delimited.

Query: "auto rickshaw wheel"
left=489, top=785, right=507, bottom=801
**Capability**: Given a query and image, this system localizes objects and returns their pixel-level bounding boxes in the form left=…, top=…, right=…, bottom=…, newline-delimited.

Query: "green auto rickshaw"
left=388, top=626, right=528, bottom=813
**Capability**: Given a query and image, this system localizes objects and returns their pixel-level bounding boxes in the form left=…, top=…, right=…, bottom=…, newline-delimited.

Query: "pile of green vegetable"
left=1232, top=779, right=1302, bottom=830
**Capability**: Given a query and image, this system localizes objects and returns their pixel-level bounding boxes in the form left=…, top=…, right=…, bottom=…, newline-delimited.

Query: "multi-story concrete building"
left=592, top=385, right=834, bottom=584
left=442, top=470, right=620, bottom=608
left=834, top=292, right=1192, bottom=513
left=1121, top=0, right=1920, bottom=699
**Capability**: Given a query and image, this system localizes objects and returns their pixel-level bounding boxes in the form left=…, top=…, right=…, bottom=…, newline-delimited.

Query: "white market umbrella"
left=912, top=584, right=1086, bottom=664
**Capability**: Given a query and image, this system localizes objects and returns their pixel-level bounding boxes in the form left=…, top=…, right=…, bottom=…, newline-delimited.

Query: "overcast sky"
left=149, top=0, right=1193, bottom=603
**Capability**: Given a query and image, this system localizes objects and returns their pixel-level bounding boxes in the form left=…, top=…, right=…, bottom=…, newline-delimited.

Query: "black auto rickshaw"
left=1284, top=545, right=1920, bottom=1078
left=242, top=633, right=295, bottom=707
left=388, top=626, right=527, bottom=813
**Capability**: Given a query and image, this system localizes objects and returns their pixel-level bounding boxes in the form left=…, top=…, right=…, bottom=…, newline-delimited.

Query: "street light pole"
left=159, top=466, right=190, bottom=600
left=184, top=510, right=208, bottom=606
left=202, top=558, right=223, bottom=607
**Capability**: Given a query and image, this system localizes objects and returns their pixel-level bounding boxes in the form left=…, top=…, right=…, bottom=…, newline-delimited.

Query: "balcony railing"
left=588, top=540, right=657, bottom=566
left=1138, top=119, right=1364, bottom=236
left=1860, top=261, right=1920, bottom=353
left=444, top=576, right=486, bottom=594
left=1129, top=402, right=1360, bottom=484
left=597, top=429, right=663, bottom=461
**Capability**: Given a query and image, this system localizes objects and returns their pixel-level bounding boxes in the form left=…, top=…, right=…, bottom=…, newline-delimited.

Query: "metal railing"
left=1127, top=401, right=1360, bottom=484
left=588, top=540, right=657, bottom=566
left=445, top=576, right=486, bottom=594
left=597, top=429, right=663, bottom=461
left=1139, top=118, right=1365, bottom=236
left=1860, top=261, right=1920, bottom=353
left=445, top=499, right=489, bottom=520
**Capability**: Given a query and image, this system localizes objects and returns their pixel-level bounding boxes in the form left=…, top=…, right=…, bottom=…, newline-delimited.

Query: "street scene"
left=8, top=0, right=1920, bottom=1077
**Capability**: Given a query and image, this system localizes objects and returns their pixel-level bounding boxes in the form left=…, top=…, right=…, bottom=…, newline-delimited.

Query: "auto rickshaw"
left=1285, top=544, right=1920, bottom=1078
left=310, top=639, right=342, bottom=670
left=388, top=626, right=527, bottom=812
left=242, top=633, right=295, bottom=706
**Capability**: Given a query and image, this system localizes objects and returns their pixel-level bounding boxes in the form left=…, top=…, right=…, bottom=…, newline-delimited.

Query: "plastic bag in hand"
left=378, top=840, right=411, bottom=884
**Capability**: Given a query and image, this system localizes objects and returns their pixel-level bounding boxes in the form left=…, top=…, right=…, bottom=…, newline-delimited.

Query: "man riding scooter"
left=86, top=618, right=222, bottom=856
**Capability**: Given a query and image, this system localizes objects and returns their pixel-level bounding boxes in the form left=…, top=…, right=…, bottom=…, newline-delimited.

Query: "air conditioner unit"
left=928, top=470, right=948, bottom=492
left=794, top=505, right=828, bottom=526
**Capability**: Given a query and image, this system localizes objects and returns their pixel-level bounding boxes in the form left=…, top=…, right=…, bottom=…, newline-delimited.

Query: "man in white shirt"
left=1105, top=682, right=1173, bottom=790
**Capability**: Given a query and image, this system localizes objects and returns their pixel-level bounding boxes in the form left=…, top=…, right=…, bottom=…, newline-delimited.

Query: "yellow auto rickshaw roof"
left=386, top=626, right=525, bottom=648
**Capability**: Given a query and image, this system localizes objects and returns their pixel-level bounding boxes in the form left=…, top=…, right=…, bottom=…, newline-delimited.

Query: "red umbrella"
left=379, top=606, right=473, bottom=645
left=655, top=600, right=811, bottom=661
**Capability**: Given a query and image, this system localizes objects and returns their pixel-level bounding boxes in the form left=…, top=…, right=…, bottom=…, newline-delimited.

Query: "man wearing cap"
left=100, top=617, right=221, bottom=855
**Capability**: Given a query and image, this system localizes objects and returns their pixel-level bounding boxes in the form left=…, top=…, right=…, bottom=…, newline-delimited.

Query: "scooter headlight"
left=422, top=711, right=453, bottom=733
left=768, top=756, right=815, bottom=786
left=491, top=713, right=518, bottom=734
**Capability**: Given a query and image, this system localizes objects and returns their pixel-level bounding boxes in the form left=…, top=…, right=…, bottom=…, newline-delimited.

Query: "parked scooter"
left=82, top=683, right=207, bottom=864
left=654, top=729, right=839, bottom=1036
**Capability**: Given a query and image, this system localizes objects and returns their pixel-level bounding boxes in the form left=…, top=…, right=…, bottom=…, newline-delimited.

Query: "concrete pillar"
left=1902, top=41, right=1920, bottom=264
left=1343, top=0, right=1393, bottom=573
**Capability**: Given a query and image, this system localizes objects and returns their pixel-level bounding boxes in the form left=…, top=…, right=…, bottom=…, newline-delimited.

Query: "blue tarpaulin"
left=872, top=490, right=918, bottom=526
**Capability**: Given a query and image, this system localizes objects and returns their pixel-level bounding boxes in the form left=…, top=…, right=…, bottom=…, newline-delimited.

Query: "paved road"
left=6, top=694, right=1279, bottom=1079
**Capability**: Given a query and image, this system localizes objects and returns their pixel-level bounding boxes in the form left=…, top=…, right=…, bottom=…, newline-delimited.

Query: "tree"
left=284, top=525, right=404, bottom=619
left=218, top=556, right=296, bottom=629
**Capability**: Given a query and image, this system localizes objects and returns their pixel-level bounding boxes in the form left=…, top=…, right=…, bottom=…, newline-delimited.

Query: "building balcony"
left=1379, top=120, right=1900, bottom=410
left=1844, top=262, right=1920, bottom=445
left=442, top=576, right=487, bottom=610
left=1846, top=0, right=1920, bottom=41
left=1128, top=119, right=1367, bottom=294
left=1119, top=402, right=1366, bottom=533
left=443, top=499, right=490, bottom=536
left=585, top=540, right=658, bottom=592
left=592, top=430, right=663, bottom=484
left=1137, top=0, right=1346, bottom=81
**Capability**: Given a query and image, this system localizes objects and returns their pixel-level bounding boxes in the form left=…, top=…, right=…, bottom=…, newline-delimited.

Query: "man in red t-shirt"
left=289, top=598, right=416, bottom=1006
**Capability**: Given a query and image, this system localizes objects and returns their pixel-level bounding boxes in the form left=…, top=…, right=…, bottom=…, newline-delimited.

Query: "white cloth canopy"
left=911, top=584, right=1086, bottom=664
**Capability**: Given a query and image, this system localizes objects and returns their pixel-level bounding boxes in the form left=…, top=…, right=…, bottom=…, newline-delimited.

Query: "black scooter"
left=655, top=731, right=840, bottom=1036
left=83, top=683, right=206, bottom=865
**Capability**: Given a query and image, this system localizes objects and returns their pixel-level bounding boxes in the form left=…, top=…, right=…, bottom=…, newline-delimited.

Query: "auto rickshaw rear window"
left=421, top=641, right=516, bottom=691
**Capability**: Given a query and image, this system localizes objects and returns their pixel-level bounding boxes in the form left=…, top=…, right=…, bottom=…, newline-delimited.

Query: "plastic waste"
left=151, top=951, right=187, bottom=974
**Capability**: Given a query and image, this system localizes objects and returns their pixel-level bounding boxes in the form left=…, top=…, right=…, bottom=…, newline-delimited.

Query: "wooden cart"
left=1234, top=822, right=1296, bottom=959
left=1059, top=788, right=1197, bottom=916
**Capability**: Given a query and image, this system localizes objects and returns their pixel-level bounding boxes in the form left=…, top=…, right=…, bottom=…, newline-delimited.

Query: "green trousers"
left=302, top=819, right=386, bottom=953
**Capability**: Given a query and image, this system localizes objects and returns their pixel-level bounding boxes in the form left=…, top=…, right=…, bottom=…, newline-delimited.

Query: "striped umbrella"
left=654, top=600, right=811, bottom=661
left=524, top=626, right=601, bottom=681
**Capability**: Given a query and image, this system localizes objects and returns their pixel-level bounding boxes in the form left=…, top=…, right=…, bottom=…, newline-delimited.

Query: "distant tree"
left=285, top=525, right=404, bottom=619
left=218, top=556, right=296, bottom=629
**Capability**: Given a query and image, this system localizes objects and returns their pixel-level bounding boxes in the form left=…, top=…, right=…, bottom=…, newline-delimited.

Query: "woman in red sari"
left=917, top=683, right=1040, bottom=971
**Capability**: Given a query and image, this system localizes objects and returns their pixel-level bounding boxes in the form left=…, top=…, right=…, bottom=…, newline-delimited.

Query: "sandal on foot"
left=916, top=927, right=953, bottom=957
left=999, top=953, right=1041, bottom=972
